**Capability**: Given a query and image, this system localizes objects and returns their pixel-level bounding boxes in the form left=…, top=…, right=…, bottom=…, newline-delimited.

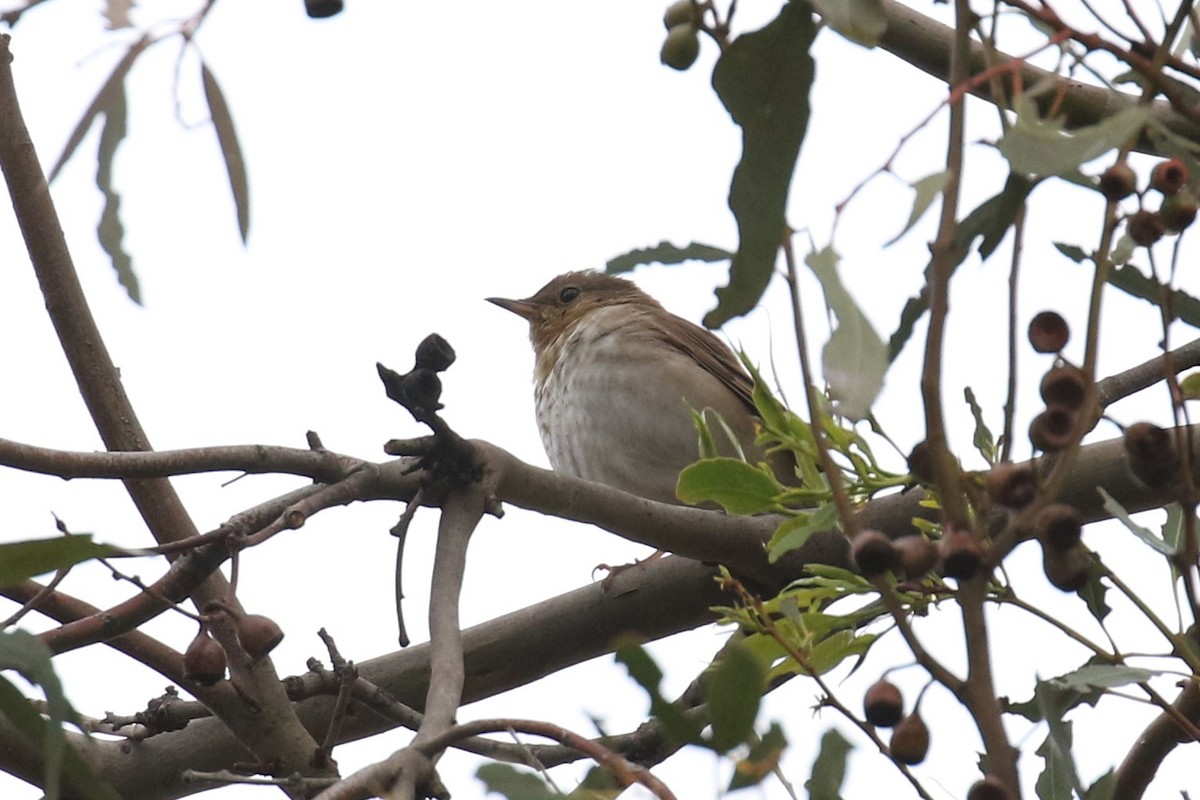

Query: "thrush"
left=488, top=271, right=782, bottom=506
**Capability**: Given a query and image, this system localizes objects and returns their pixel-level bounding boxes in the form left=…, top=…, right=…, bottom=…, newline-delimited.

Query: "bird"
left=487, top=270, right=782, bottom=506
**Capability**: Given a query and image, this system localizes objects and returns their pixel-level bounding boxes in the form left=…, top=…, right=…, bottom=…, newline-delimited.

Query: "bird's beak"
left=487, top=296, right=539, bottom=321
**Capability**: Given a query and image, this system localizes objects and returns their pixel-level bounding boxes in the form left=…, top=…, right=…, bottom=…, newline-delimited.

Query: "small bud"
left=894, top=535, right=939, bottom=578
left=906, top=440, right=935, bottom=484
left=1124, top=422, right=1180, bottom=488
left=662, top=0, right=699, bottom=29
left=1029, top=406, right=1076, bottom=452
left=1035, top=503, right=1082, bottom=551
left=1042, top=543, right=1091, bottom=592
left=863, top=679, right=904, bottom=727
left=183, top=628, right=227, bottom=686
left=660, top=24, right=701, bottom=71
left=985, top=462, right=1037, bottom=509
left=889, top=712, right=930, bottom=765
left=852, top=530, right=898, bottom=578
left=1160, top=190, right=1198, bottom=233
left=236, top=614, right=284, bottom=661
left=1150, top=158, right=1189, bottom=196
left=1039, top=365, right=1089, bottom=410
left=1027, top=311, right=1069, bottom=354
left=940, top=528, right=983, bottom=581
left=1097, top=163, right=1137, bottom=201
left=1127, top=209, right=1165, bottom=247
left=967, top=776, right=1011, bottom=800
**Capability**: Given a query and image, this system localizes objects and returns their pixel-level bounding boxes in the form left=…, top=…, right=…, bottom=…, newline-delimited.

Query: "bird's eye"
left=558, top=286, right=581, bottom=303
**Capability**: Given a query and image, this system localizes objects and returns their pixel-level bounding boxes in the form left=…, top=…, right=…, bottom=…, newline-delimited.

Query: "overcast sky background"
left=1, top=0, right=1197, bottom=798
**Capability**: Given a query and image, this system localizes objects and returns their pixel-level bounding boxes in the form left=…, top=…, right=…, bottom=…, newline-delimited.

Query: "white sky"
left=1, top=0, right=1197, bottom=798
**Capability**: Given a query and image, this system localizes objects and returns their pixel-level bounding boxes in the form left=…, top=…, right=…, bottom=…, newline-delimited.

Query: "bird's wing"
left=657, top=318, right=758, bottom=416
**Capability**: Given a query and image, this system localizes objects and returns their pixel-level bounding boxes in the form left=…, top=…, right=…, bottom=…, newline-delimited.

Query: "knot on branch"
left=378, top=334, right=481, bottom=489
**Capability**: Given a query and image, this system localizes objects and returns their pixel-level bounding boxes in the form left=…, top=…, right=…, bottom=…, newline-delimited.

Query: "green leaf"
left=676, top=458, right=782, bottom=514
left=95, top=79, right=139, bottom=304
left=476, top=764, right=561, bottom=800
left=1104, top=262, right=1200, bottom=328
left=201, top=61, right=251, bottom=244
left=963, top=386, right=997, bottom=464
left=706, top=2, right=816, bottom=327
left=0, top=634, right=122, bottom=800
left=1098, top=487, right=1173, bottom=555
left=802, top=629, right=877, bottom=675
left=614, top=644, right=705, bottom=746
left=768, top=502, right=839, bottom=562
left=998, top=101, right=1151, bottom=177
left=810, top=0, right=887, bottom=47
left=48, top=36, right=149, bottom=183
left=887, top=174, right=1034, bottom=361
left=1034, top=721, right=1079, bottom=800
left=606, top=241, right=733, bottom=274
left=886, top=170, right=950, bottom=246
left=729, top=722, right=787, bottom=790
left=1053, top=242, right=1088, bottom=263
left=1078, top=561, right=1111, bottom=623
left=804, top=728, right=852, bottom=800
left=1054, top=664, right=1159, bottom=692
left=0, top=536, right=122, bottom=587
left=1180, top=373, right=1200, bottom=400
left=707, top=640, right=766, bottom=752
left=1085, top=770, right=1116, bottom=800
left=691, top=409, right=721, bottom=459
left=805, top=247, right=887, bottom=420
left=570, top=766, right=621, bottom=799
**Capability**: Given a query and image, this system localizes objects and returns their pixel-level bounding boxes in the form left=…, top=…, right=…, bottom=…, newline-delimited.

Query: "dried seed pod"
left=852, top=530, right=898, bottom=578
left=1160, top=190, right=1198, bottom=233
left=1127, top=209, right=1165, bottom=247
left=1040, top=365, right=1089, bottom=410
left=967, top=776, right=1011, bottom=800
left=1029, top=406, right=1076, bottom=452
left=863, top=679, right=904, bottom=728
left=1098, top=163, right=1137, bottom=201
left=1035, top=503, right=1082, bottom=551
left=1124, top=421, right=1180, bottom=488
left=940, top=528, right=983, bottom=581
left=1150, top=158, right=1189, bottom=196
left=889, top=712, right=930, bottom=765
left=183, top=628, right=228, bottom=686
left=1027, top=311, right=1070, bottom=354
left=895, top=535, right=939, bottom=578
left=986, top=462, right=1037, bottom=509
left=906, top=440, right=935, bottom=484
left=1042, top=543, right=1091, bottom=592
left=236, top=614, right=285, bottom=661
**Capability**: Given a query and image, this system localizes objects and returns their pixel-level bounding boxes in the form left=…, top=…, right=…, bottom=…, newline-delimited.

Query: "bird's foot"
left=592, top=550, right=666, bottom=589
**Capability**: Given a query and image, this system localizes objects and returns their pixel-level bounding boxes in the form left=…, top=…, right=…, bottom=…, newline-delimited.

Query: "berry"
left=894, top=535, right=939, bottom=578
left=1160, top=190, right=1198, bottom=233
left=1039, top=365, right=1088, bottom=410
left=967, top=776, right=1011, bottom=800
left=1042, top=543, right=1091, bottom=592
left=1124, top=422, right=1180, bottom=488
left=1027, top=311, right=1069, bottom=354
left=1127, top=209, right=1165, bottom=247
left=661, top=24, right=700, bottom=71
left=863, top=679, right=904, bottom=728
left=1035, top=503, right=1082, bottom=551
left=1029, top=406, right=1076, bottom=452
left=1098, top=163, right=1137, bottom=201
left=852, top=530, right=898, bottom=578
left=236, top=613, right=284, bottom=661
left=940, top=528, right=983, bottom=581
left=1150, top=158, right=1189, bottom=196
left=183, top=628, right=227, bottom=686
left=662, top=0, right=699, bottom=29
left=985, top=462, right=1037, bottom=509
left=906, top=440, right=935, bottom=484
left=889, top=712, right=930, bottom=765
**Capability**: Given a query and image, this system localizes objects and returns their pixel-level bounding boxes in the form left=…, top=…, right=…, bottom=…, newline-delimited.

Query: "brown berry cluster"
left=1123, top=421, right=1181, bottom=488
left=863, top=679, right=929, bottom=765
left=183, top=605, right=285, bottom=686
left=851, top=530, right=938, bottom=581
left=1033, top=503, right=1090, bottom=592
left=1098, top=158, right=1197, bottom=246
left=661, top=0, right=702, bottom=70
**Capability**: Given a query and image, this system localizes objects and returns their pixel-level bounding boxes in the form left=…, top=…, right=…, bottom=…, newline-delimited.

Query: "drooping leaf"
left=1034, top=721, right=1080, bottom=800
left=706, top=2, right=816, bottom=327
left=1053, top=242, right=1088, bottom=263
left=0, top=634, right=121, bottom=800
left=1098, top=487, right=1173, bottom=555
left=810, top=0, right=887, bottom=47
left=0, top=536, right=123, bottom=587
left=606, top=241, right=733, bottom=274
left=707, top=640, right=767, bottom=753
left=768, top=501, right=838, bottom=562
left=1104, top=262, right=1200, bottom=328
left=1078, top=561, right=1111, bottom=623
left=729, top=722, right=787, bottom=790
left=805, top=247, right=887, bottom=420
left=201, top=61, right=251, bottom=244
left=95, top=80, right=139, bottom=303
left=48, top=36, right=149, bottom=183
left=886, top=174, right=1034, bottom=361
left=676, top=458, right=782, bottom=514
left=1085, top=770, right=1116, bottom=800
left=997, top=100, right=1151, bottom=177
left=614, top=644, right=705, bottom=746
left=886, top=170, right=950, bottom=246
left=963, top=386, right=997, bottom=464
left=804, top=728, right=852, bottom=800
left=1053, top=663, right=1160, bottom=692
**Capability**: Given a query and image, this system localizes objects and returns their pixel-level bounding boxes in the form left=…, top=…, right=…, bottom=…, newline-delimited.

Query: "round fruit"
left=1027, top=311, right=1069, bottom=354
left=940, top=528, right=983, bottom=581
left=1098, top=163, right=1137, bottom=201
left=1127, top=209, right=1165, bottom=247
left=967, top=776, right=1011, bottom=800
left=660, top=24, right=700, bottom=71
left=662, top=0, right=699, bottom=29
left=1160, top=190, right=1198, bottom=233
left=863, top=679, right=904, bottom=727
left=1039, top=365, right=1088, bottom=410
left=889, top=712, right=930, bottom=765
left=895, top=535, right=939, bottom=578
left=237, top=613, right=285, bottom=661
left=1035, top=503, right=1082, bottom=551
left=1029, top=406, right=1076, bottom=452
left=1123, top=421, right=1180, bottom=487
left=183, top=628, right=227, bottom=686
left=1042, top=543, right=1091, bottom=592
left=852, top=530, right=898, bottom=578
left=985, top=462, right=1037, bottom=509
left=1150, top=158, right=1188, bottom=196
left=906, top=440, right=935, bottom=484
